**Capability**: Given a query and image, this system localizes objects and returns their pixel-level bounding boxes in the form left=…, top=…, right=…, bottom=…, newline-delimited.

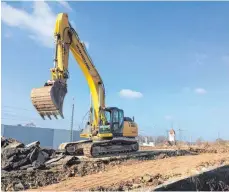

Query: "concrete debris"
left=26, top=141, right=40, bottom=148
left=1, top=136, right=24, bottom=149
left=1, top=137, right=54, bottom=171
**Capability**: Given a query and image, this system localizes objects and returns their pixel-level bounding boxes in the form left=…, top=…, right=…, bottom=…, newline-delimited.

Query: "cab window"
left=119, top=110, right=124, bottom=127
left=112, top=110, right=119, bottom=123
left=104, top=110, right=111, bottom=124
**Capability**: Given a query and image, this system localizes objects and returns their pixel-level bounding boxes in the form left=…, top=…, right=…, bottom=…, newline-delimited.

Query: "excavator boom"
left=31, top=13, right=139, bottom=157
left=31, top=13, right=105, bottom=126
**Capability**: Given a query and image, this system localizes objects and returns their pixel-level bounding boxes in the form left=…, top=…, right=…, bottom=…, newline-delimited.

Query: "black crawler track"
left=62, top=138, right=139, bottom=158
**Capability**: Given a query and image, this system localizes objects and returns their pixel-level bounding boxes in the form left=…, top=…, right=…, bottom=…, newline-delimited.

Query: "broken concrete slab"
left=45, top=155, right=80, bottom=167
left=12, top=158, right=30, bottom=170
left=32, top=152, right=47, bottom=169
left=19, top=164, right=33, bottom=170
left=1, top=137, right=24, bottom=149
left=45, top=155, right=65, bottom=165
left=26, top=141, right=40, bottom=148
left=29, top=147, right=40, bottom=163
left=1, top=137, right=58, bottom=172
left=5, top=142, right=24, bottom=149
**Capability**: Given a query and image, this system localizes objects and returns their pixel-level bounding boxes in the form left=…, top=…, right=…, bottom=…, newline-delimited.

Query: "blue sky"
left=1, top=1, right=229, bottom=141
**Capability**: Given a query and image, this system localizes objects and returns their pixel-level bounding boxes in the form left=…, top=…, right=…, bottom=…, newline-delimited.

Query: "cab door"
left=111, top=108, right=124, bottom=137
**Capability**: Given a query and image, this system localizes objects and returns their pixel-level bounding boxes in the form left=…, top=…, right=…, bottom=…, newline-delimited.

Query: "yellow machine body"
left=31, top=13, right=139, bottom=157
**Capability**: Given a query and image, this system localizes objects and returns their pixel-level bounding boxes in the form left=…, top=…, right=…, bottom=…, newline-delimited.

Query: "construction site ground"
left=34, top=152, right=229, bottom=191
left=2, top=137, right=229, bottom=191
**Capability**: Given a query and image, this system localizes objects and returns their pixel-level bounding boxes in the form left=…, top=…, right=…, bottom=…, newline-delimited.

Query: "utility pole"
left=70, top=97, right=75, bottom=142
left=178, top=128, right=185, bottom=142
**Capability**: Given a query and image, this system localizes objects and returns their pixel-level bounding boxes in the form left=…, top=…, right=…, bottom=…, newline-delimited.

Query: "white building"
left=168, top=129, right=176, bottom=142
left=142, top=136, right=155, bottom=147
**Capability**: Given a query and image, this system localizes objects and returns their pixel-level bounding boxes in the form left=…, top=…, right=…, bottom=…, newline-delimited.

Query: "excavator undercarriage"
left=58, top=138, right=139, bottom=158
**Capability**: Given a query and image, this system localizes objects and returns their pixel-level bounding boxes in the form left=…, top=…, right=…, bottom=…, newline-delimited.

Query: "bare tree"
left=196, top=137, right=203, bottom=145
left=155, top=135, right=167, bottom=144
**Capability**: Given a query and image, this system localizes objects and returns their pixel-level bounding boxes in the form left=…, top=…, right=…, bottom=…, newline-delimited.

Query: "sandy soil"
left=34, top=153, right=229, bottom=191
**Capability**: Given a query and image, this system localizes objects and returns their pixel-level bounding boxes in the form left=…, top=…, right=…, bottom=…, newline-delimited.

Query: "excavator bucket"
left=30, top=80, right=67, bottom=120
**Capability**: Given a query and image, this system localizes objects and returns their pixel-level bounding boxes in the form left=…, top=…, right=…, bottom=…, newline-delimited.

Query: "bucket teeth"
left=31, top=80, right=67, bottom=120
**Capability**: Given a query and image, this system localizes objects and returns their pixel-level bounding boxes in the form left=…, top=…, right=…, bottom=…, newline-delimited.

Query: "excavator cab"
left=99, top=107, right=124, bottom=137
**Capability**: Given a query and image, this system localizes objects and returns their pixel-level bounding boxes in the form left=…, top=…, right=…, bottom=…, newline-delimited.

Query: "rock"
left=20, top=164, right=33, bottom=170
left=14, top=182, right=25, bottom=191
left=5, top=142, right=24, bottom=149
left=132, top=183, right=142, bottom=189
left=1, top=137, right=24, bottom=149
left=142, top=174, right=152, bottom=183
left=64, top=156, right=80, bottom=166
left=12, top=158, right=30, bottom=169
left=19, top=147, right=35, bottom=156
left=1, top=136, right=7, bottom=146
left=41, top=151, right=50, bottom=160
left=41, top=148, right=55, bottom=156
left=67, top=170, right=75, bottom=177
left=31, top=150, right=51, bottom=169
left=27, top=167, right=35, bottom=172
left=45, top=154, right=65, bottom=166
left=8, top=154, right=17, bottom=163
left=2, top=148, right=20, bottom=159
left=2, top=162, right=12, bottom=171
left=5, top=183, right=14, bottom=191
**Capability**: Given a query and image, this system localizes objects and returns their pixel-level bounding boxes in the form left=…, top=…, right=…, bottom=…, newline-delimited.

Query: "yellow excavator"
left=30, top=13, right=139, bottom=157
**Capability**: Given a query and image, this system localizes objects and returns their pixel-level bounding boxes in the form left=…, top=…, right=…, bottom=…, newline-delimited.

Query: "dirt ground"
left=34, top=152, right=229, bottom=191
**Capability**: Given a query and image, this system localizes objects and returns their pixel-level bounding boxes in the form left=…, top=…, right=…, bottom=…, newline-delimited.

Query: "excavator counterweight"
left=31, top=80, right=67, bottom=120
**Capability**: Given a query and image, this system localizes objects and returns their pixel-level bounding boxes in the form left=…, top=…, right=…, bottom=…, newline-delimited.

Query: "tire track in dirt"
left=33, top=153, right=229, bottom=191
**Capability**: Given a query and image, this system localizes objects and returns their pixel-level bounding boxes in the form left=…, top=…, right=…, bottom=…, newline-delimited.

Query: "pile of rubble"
left=1, top=136, right=56, bottom=171
left=1, top=137, right=81, bottom=191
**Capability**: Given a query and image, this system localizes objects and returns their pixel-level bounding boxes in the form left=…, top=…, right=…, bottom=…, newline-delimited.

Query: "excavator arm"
left=31, top=13, right=105, bottom=128
left=31, top=13, right=139, bottom=157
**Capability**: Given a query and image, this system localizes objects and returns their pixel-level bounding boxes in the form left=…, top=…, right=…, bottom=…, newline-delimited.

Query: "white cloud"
left=119, top=89, right=143, bottom=99
left=165, top=115, right=173, bottom=121
left=182, top=87, right=207, bottom=95
left=1, top=1, right=56, bottom=48
left=194, top=88, right=207, bottom=95
left=57, top=0, right=72, bottom=11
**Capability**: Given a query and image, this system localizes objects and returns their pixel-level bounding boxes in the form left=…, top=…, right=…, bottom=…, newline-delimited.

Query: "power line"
left=1, top=108, right=72, bottom=121
left=2, top=105, right=34, bottom=111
